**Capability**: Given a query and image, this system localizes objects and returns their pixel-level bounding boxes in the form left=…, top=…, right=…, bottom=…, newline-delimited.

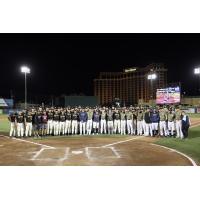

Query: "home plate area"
left=31, top=146, right=120, bottom=165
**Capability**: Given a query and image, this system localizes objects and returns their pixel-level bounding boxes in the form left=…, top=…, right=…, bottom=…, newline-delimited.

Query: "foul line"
left=152, top=143, right=197, bottom=166
left=102, top=136, right=144, bottom=147
left=0, top=135, right=55, bottom=149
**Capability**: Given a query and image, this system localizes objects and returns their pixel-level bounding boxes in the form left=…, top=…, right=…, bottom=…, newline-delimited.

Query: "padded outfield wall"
left=55, top=96, right=99, bottom=107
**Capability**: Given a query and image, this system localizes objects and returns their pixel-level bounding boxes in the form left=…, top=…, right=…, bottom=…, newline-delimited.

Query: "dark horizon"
left=1, top=34, right=200, bottom=103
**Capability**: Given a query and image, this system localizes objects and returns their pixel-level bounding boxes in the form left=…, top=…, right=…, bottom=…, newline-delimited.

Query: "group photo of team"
left=8, top=105, right=191, bottom=139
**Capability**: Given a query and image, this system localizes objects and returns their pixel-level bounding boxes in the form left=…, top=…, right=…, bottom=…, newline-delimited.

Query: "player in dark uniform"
left=47, top=109, right=54, bottom=135
left=25, top=111, right=33, bottom=137
left=16, top=111, right=25, bottom=137
left=53, top=110, right=60, bottom=135
left=65, top=109, right=72, bottom=135
left=93, top=109, right=100, bottom=135
left=36, top=110, right=43, bottom=136
left=59, top=111, right=66, bottom=135
left=8, top=112, right=17, bottom=137
left=71, top=110, right=78, bottom=135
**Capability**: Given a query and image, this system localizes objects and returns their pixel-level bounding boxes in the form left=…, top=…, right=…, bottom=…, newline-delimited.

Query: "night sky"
left=1, top=34, right=200, bottom=103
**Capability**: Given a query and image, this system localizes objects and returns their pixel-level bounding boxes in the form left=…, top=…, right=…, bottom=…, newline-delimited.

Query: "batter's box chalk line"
left=30, top=147, right=70, bottom=164
left=85, top=146, right=121, bottom=160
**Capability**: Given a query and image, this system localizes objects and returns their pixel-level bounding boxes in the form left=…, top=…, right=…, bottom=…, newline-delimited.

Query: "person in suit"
left=181, top=111, right=191, bottom=139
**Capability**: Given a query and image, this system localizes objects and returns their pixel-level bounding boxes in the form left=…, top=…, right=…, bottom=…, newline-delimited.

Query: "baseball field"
left=0, top=114, right=200, bottom=166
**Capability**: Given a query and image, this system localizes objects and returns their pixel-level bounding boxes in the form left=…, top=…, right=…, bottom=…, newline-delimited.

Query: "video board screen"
left=156, top=87, right=181, bottom=104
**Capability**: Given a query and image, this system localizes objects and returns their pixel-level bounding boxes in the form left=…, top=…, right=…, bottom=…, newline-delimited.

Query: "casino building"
left=94, top=63, right=167, bottom=105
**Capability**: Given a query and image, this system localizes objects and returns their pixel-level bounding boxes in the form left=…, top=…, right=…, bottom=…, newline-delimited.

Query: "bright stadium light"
left=147, top=73, right=157, bottom=80
left=20, top=66, right=31, bottom=109
left=194, top=67, right=200, bottom=74
left=147, top=73, right=157, bottom=102
left=21, top=66, right=30, bottom=74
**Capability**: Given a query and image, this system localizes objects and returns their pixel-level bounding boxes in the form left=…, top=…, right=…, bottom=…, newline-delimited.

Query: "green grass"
left=155, top=126, right=200, bottom=165
left=188, top=113, right=200, bottom=118
left=0, top=114, right=9, bottom=133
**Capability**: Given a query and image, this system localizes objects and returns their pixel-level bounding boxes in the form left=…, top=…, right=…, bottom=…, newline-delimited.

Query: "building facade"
left=94, top=63, right=167, bottom=105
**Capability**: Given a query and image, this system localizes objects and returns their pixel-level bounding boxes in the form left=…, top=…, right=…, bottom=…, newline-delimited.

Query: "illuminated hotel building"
left=94, top=63, right=167, bottom=105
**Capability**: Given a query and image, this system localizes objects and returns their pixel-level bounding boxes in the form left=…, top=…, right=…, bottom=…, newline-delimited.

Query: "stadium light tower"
left=21, top=66, right=30, bottom=109
left=194, top=67, right=200, bottom=93
left=147, top=73, right=157, bottom=101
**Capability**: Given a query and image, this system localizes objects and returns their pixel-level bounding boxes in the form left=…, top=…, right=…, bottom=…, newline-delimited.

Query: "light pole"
left=147, top=73, right=157, bottom=103
left=194, top=67, right=200, bottom=93
left=21, top=66, right=30, bottom=109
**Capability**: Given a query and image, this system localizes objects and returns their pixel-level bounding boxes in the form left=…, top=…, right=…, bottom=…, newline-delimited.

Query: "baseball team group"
left=8, top=105, right=191, bottom=139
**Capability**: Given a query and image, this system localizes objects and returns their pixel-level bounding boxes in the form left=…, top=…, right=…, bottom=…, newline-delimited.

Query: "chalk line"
left=0, top=135, right=55, bottom=149
left=152, top=143, right=197, bottom=166
left=102, top=136, right=144, bottom=147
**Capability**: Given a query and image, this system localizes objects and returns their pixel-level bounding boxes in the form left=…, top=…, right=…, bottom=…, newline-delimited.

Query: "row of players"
left=8, top=106, right=191, bottom=139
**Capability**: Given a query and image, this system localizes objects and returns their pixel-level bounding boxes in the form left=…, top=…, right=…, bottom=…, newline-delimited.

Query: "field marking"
left=102, top=136, right=144, bottom=147
left=85, top=146, right=121, bottom=160
left=31, top=147, right=70, bottom=165
left=57, top=148, right=70, bottom=165
left=151, top=143, right=197, bottom=166
left=0, top=135, right=55, bottom=149
left=71, top=150, right=83, bottom=155
left=31, top=148, right=45, bottom=160
left=0, top=135, right=10, bottom=139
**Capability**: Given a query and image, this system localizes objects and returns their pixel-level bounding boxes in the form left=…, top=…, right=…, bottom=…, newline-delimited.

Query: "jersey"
left=60, top=114, right=66, bottom=122
left=16, top=115, right=24, bottom=123
left=25, top=114, right=33, bottom=123
left=114, top=112, right=120, bottom=120
left=47, top=112, right=53, bottom=120
left=126, top=111, right=133, bottom=120
left=137, top=111, right=143, bottom=121
left=120, top=112, right=126, bottom=120
left=100, top=111, right=106, bottom=120
left=53, top=113, right=60, bottom=121
left=87, top=111, right=93, bottom=120
left=168, top=113, right=175, bottom=122
left=42, top=114, right=48, bottom=124
left=107, top=111, right=113, bottom=121
left=66, top=112, right=72, bottom=120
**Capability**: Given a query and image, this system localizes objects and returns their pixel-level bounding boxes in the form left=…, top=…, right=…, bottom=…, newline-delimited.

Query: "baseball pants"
left=86, top=119, right=93, bottom=135
left=9, top=122, right=16, bottom=137
left=17, top=123, right=24, bottom=137
left=120, top=120, right=126, bottom=135
left=100, top=119, right=107, bottom=134
left=80, top=122, right=86, bottom=135
left=59, top=122, right=65, bottom=134
left=127, top=120, right=133, bottom=135
left=65, top=120, right=71, bottom=134
left=47, top=120, right=53, bottom=135
left=176, top=120, right=183, bottom=139
left=133, top=120, right=137, bottom=134
left=144, top=123, right=153, bottom=136
left=25, top=122, right=32, bottom=137
left=159, top=121, right=167, bottom=136
left=71, top=120, right=78, bottom=134
left=114, top=120, right=121, bottom=134
left=53, top=121, right=59, bottom=135
left=93, top=121, right=99, bottom=134
left=168, top=121, right=175, bottom=135
left=137, top=120, right=143, bottom=135
left=107, top=121, right=114, bottom=134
